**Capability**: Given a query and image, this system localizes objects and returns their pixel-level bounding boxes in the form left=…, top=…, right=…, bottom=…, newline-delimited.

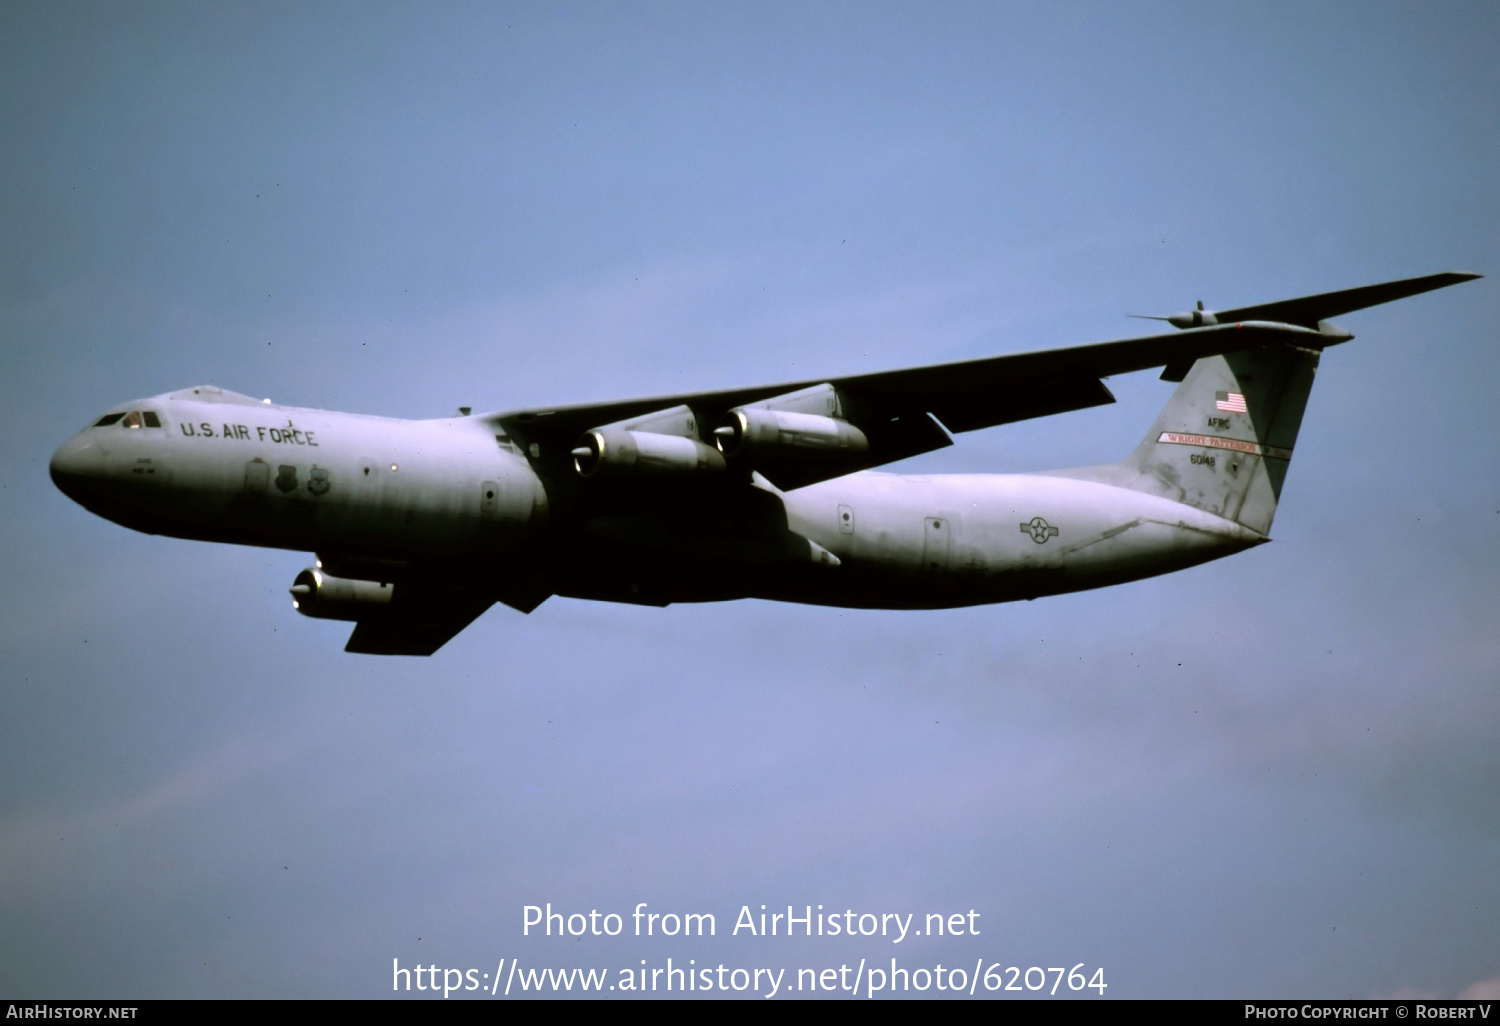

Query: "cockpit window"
left=94, top=409, right=162, bottom=428
left=114, top=410, right=162, bottom=429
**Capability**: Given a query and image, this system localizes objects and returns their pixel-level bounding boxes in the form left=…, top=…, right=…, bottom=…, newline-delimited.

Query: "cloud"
left=1458, top=977, right=1500, bottom=1000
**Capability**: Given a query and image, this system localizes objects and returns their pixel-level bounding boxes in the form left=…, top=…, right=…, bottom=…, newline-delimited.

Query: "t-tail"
left=1065, top=270, right=1481, bottom=535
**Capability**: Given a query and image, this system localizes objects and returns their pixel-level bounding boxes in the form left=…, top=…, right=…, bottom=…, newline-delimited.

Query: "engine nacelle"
left=572, top=427, right=726, bottom=479
left=289, top=567, right=394, bottom=621
left=714, top=408, right=869, bottom=461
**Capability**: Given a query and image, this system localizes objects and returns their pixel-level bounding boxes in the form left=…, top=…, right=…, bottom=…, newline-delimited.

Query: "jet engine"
left=714, top=407, right=869, bottom=461
left=572, top=427, right=726, bottom=479
left=289, top=567, right=394, bottom=620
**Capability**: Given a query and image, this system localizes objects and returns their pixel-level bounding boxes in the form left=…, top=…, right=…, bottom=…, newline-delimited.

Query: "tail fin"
left=1059, top=270, right=1479, bottom=533
left=1069, top=345, right=1320, bottom=534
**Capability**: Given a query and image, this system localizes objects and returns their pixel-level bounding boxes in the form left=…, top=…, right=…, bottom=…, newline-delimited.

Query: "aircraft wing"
left=488, top=320, right=1327, bottom=488
left=1211, top=271, right=1480, bottom=329
left=486, top=272, right=1480, bottom=488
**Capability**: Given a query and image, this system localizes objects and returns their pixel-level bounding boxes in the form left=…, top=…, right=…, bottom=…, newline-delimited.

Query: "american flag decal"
left=1215, top=390, right=1248, bottom=413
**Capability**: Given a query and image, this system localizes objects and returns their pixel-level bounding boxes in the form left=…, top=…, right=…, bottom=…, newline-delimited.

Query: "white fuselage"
left=781, top=470, right=1264, bottom=607
left=51, top=391, right=1265, bottom=611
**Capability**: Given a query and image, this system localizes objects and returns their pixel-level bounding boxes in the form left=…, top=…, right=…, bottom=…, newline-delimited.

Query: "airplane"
left=50, top=271, right=1480, bottom=655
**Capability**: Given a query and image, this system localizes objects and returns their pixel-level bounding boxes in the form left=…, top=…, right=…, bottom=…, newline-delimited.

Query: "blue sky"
left=1, top=0, right=1496, bottom=998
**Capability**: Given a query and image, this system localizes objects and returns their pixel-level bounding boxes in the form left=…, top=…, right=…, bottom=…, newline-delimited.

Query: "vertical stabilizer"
left=1066, top=345, right=1320, bottom=535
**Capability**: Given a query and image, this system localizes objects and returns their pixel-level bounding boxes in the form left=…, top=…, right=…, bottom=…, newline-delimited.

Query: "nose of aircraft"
left=50, top=432, right=106, bottom=503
